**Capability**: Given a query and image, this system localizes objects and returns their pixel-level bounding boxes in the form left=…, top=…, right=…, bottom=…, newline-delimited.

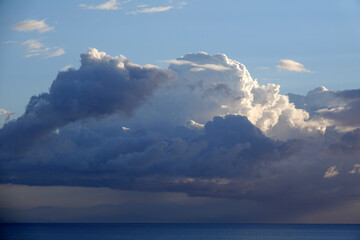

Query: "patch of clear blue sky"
left=0, top=0, right=360, bottom=118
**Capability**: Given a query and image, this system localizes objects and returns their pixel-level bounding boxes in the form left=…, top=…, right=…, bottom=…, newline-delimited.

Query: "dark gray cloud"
left=0, top=49, right=174, bottom=155
left=1, top=114, right=360, bottom=222
left=0, top=115, right=284, bottom=188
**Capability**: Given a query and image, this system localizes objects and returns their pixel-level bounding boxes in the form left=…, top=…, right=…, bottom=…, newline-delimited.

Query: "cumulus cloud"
left=288, top=86, right=360, bottom=131
left=0, top=48, right=174, bottom=154
left=147, top=52, right=324, bottom=140
left=79, top=0, right=127, bottom=10
left=1, top=50, right=360, bottom=222
left=12, top=19, right=54, bottom=33
left=277, top=59, right=310, bottom=72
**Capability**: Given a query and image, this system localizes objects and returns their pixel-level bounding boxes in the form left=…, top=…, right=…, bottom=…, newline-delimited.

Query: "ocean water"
left=1, top=223, right=360, bottom=240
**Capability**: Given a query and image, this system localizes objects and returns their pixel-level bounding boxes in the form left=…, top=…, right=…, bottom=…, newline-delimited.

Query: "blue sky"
left=1, top=0, right=360, bottom=223
left=1, top=0, right=360, bottom=119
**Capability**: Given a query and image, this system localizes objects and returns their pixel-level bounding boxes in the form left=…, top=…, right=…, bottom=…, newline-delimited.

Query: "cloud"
left=3, top=41, right=17, bottom=44
left=46, top=48, right=65, bottom=58
left=256, top=66, right=270, bottom=70
left=349, top=163, right=360, bottom=174
left=277, top=59, right=310, bottom=72
left=21, top=39, right=43, bottom=50
left=2, top=50, right=360, bottom=223
left=60, top=65, right=73, bottom=72
left=0, top=109, right=14, bottom=127
left=157, top=52, right=325, bottom=140
left=12, top=19, right=54, bottom=33
left=164, top=59, right=231, bottom=71
left=128, top=5, right=173, bottom=14
left=20, top=39, right=64, bottom=58
left=288, top=86, right=360, bottom=131
left=323, top=166, right=339, bottom=178
left=126, top=1, right=186, bottom=15
left=79, top=0, right=129, bottom=10
left=0, top=48, right=174, bottom=154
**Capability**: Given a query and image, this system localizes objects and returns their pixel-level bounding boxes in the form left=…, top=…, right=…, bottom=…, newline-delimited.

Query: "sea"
left=1, top=223, right=360, bottom=240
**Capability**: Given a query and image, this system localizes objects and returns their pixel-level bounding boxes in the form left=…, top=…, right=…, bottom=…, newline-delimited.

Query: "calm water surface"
left=1, top=223, right=360, bottom=240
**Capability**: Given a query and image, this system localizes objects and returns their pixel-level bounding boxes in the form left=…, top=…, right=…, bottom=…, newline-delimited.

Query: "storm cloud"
left=0, top=48, right=174, bottom=154
left=1, top=50, right=360, bottom=222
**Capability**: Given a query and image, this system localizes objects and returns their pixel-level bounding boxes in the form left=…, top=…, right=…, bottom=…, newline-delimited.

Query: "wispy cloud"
left=21, top=39, right=64, bottom=58
left=12, top=19, right=54, bottom=33
left=256, top=66, right=270, bottom=70
left=164, top=59, right=230, bottom=71
left=127, top=1, right=186, bottom=14
left=80, top=0, right=129, bottom=10
left=276, top=59, right=310, bottom=72
left=136, top=4, right=148, bottom=8
left=22, top=39, right=43, bottom=50
left=3, top=40, right=17, bottom=44
left=128, top=5, right=173, bottom=14
left=60, top=65, right=73, bottom=71
left=47, top=48, right=65, bottom=58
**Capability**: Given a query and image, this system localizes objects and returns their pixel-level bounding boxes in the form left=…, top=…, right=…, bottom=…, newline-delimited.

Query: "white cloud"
left=21, top=39, right=43, bottom=50
left=256, top=66, right=270, bottom=70
left=153, top=52, right=324, bottom=140
left=185, top=120, right=204, bottom=130
left=12, top=19, right=54, bottom=33
left=177, top=1, right=187, bottom=8
left=0, top=108, right=14, bottom=122
left=0, top=108, right=14, bottom=127
left=128, top=5, right=173, bottom=14
left=324, top=166, right=339, bottom=178
left=47, top=48, right=65, bottom=58
left=60, top=65, right=73, bottom=71
left=136, top=4, right=148, bottom=8
left=20, top=39, right=64, bottom=58
left=127, top=1, right=186, bottom=15
left=164, top=59, right=230, bottom=71
left=349, top=164, right=360, bottom=174
left=79, top=0, right=129, bottom=10
left=277, top=59, right=310, bottom=72
left=3, top=40, right=17, bottom=44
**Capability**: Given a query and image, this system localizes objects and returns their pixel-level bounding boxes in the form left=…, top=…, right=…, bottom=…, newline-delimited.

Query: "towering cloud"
left=1, top=50, right=360, bottom=222
left=134, top=52, right=324, bottom=140
left=0, top=49, right=174, bottom=154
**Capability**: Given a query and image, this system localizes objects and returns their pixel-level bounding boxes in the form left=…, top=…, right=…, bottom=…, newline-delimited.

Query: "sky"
left=0, top=0, right=360, bottom=223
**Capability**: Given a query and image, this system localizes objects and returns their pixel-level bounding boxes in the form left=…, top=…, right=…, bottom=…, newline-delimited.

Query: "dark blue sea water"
left=1, top=223, right=360, bottom=240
